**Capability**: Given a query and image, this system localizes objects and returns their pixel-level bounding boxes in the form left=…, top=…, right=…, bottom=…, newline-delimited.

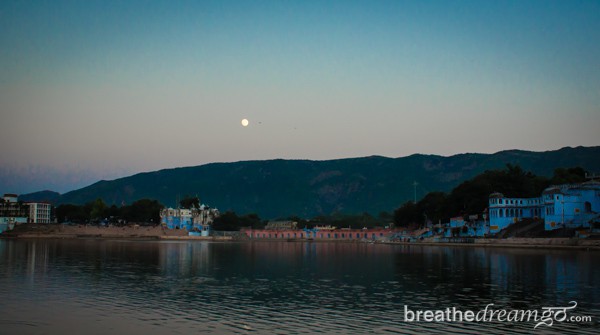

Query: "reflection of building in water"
left=485, top=249, right=600, bottom=306
left=24, top=241, right=50, bottom=281
left=159, top=242, right=211, bottom=278
left=543, top=253, right=600, bottom=304
left=160, top=203, right=219, bottom=236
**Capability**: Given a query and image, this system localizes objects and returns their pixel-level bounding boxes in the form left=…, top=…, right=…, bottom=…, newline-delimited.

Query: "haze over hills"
left=19, top=146, right=600, bottom=219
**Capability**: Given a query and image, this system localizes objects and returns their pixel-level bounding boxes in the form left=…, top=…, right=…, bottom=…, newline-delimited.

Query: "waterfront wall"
left=242, top=228, right=394, bottom=241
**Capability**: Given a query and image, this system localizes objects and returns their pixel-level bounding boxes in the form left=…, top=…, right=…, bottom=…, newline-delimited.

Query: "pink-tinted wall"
left=242, top=228, right=395, bottom=240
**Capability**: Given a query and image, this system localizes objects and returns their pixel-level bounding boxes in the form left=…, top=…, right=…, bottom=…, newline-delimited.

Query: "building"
left=1, top=193, right=29, bottom=233
left=27, top=202, right=52, bottom=223
left=488, top=180, right=600, bottom=233
left=160, top=204, right=219, bottom=236
left=264, top=221, right=297, bottom=230
left=243, top=226, right=394, bottom=241
left=443, top=215, right=489, bottom=237
left=542, top=181, right=600, bottom=231
left=488, top=193, right=544, bottom=234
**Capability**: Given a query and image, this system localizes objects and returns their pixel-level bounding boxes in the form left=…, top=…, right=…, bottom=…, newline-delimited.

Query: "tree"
left=121, top=199, right=163, bottom=224
left=416, top=192, right=448, bottom=225
left=551, top=167, right=587, bottom=184
left=390, top=164, right=582, bottom=227
left=89, top=198, right=108, bottom=221
left=393, top=201, right=418, bottom=227
left=212, top=211, right=241, bottom=231
left=56, top=204, right=88, bottom=223
left=212, top=212, right=264, bottom=231
left=179, top=195, right=200, bottom=209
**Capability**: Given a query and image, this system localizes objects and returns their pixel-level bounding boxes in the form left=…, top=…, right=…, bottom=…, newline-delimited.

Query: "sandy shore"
left=0, top=224, right=232, bottom=241
left=2, top=224, right=599, bottom=249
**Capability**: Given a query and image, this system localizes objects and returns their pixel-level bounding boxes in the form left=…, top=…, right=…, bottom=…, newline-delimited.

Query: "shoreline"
left=1, top=225, right=599, bottom=250
left=0, top=224, right=235, bottom=241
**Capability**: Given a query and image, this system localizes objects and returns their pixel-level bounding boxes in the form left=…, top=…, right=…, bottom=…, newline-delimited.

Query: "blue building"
left=488, top=193, right=544, bottom=234
left=1, top=193, right=29, bottom=234
left=488, top=180, right=600, bottom=234
left=542, top=181, right=600, bottom=231
left=160, top=204, right=219, bottom=236
left=441, top=216, right=489, bottom=237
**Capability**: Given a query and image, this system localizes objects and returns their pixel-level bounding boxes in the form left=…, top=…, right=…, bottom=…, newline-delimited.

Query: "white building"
left=27, top=202, right=52, bottom=223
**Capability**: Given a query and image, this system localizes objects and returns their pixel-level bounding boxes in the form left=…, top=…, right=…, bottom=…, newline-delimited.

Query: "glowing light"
left=241, top=119, right=249, bottom=127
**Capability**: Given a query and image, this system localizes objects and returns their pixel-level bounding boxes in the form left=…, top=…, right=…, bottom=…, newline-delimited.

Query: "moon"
left=241, top=119, right=249, bottom=127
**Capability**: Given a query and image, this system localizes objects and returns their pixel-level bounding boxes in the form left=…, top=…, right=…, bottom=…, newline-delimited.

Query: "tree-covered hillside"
left=24, top=146, right=600, bottom=219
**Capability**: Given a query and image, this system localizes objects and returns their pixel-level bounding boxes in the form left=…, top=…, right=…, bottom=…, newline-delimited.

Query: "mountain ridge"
left=19, top=146, right=600, bottom=219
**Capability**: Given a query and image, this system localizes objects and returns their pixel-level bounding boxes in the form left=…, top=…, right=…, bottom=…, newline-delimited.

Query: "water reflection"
left=0, top=239, right=598, bottom=334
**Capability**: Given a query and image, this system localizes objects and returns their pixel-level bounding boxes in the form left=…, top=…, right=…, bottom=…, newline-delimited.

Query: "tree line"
left=393, top=165, right=588, bottom=227
left=56, top=198, right=163, bottom=225
left=211, top=211, right=394, bottom=231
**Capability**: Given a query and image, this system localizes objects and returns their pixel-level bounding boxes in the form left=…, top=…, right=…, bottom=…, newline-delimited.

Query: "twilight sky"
left=1, top=0, right=599, bottom=194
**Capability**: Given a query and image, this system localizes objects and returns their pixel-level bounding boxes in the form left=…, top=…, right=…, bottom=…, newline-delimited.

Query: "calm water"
left=0, top=239, right=598, bottom=334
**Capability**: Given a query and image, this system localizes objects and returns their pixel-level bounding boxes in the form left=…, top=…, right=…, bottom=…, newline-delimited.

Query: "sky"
left=1, top=0, right=599, bottom=194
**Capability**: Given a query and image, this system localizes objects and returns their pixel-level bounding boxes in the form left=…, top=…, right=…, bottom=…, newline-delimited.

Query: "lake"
left=0, top=239, right=598, bottom=334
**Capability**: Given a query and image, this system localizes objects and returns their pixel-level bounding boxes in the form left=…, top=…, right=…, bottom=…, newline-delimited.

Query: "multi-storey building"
left=27, top=202, right=52, bottom=223
left=0, top=193, right=29, bottom=233
left=160, top=204, right=220, bottom=236
left=542, top=181, right=600, bottom=230
left=488, top=193, right=544, bottom=234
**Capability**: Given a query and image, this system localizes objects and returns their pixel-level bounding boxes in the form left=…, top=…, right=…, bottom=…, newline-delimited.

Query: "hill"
left=35, top=146, right=600, bottom=219
left=18, top=190, right=61, bottom=204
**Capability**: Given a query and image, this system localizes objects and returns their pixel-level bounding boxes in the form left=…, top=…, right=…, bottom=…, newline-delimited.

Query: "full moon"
left=241, top=119, right=249, bottom=127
